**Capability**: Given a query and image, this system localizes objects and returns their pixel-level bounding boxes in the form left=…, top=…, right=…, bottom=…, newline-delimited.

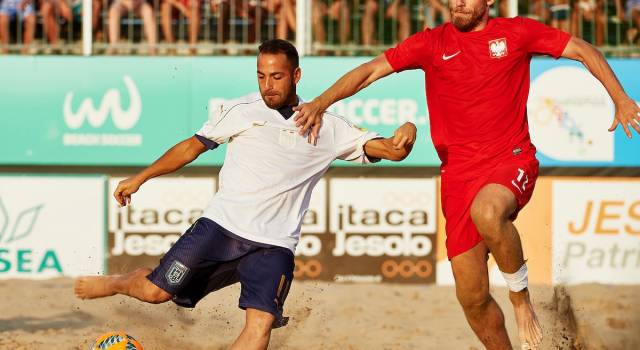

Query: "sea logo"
left=0, top=197, right=44, bottom=244
left=0, top=198, right=62, bottom=274
left=62, top=75, right=143, bottom=147
left=528, top=66, right=614, bottom=162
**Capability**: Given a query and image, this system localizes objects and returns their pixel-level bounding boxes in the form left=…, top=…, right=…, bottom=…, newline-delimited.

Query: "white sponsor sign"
left=552, top=180, right=640, bottom=285
left=330, top=178, right=436, bottom=257
left=528, top=66, right=614, bottom=162
left=0, top=176, right=105, bottom=278
left=109, top=177, right=216, bottom=257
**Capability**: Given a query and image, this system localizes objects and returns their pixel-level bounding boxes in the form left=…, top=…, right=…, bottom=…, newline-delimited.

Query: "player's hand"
left=392, top=122, right=417, bottom=150
left=293, top=99, right=326, bottom=138
left=113, top=176, right=143, bottom=207
left=609, top=97, right=640, bottom=138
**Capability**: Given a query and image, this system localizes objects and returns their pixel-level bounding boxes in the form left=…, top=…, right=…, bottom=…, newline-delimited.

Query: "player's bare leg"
left=107, top=1, right=125, bottom=54
left=361, top=0, right=378, bottom=48
left=452, top=242, right=512, bottom=349
left=0, top=15, right=8, bottom=54
left=21, top=15, right=36, bottom=55
left=75, top=268, right=172, bottom=304
left=471, top=184, right=543, bottom=349
left=230, top=308, right=275, bottom=350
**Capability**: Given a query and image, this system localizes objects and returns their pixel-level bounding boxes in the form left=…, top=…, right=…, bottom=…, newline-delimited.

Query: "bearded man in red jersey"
left=292, top=0, right=640, bottom=348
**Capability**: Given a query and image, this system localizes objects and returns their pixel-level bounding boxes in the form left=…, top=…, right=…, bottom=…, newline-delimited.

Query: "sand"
left=0, top=279, right=637, bottom=349
left=567, top=284, right=640, bottom=350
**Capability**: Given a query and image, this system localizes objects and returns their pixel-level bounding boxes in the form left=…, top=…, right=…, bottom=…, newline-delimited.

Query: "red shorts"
left=441, top=154, right=539, bottom=259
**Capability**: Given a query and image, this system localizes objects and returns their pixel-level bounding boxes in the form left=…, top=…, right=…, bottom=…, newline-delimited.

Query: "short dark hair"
left=258, top=39, right=299, bottom=69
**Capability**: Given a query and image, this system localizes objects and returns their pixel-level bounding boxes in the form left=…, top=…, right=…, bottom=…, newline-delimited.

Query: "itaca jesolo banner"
left=1, top=56, right=638, bottom=166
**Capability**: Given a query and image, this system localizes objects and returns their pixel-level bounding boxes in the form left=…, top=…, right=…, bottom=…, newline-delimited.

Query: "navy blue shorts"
left=147, top=218, right=294, bottom=321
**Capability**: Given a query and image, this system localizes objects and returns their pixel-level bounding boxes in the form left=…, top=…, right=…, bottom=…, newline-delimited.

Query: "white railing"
left=0, top=0, right=638, bottom=56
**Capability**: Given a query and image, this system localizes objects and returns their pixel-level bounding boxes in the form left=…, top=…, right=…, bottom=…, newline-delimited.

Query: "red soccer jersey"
left=385, top=17, right=571, bottom=180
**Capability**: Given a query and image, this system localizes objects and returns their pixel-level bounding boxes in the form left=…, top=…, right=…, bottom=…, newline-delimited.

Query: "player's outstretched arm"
left=113, top=136, right=207, bottom=206
left=293, top=54, right=395, bottom=137
left=364, top=122, right=417, bottom=161
left=561, top=37, right=640, bottom=138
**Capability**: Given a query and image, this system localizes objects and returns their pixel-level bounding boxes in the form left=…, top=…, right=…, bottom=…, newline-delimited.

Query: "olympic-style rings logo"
left=381, top=259, right=433, bottom=278
left=294, top=259, right=323, bottom=278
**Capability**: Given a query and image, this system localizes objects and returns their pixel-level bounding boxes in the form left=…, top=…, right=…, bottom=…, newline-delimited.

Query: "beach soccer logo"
left=62, top=75, right=143, bottom=147
left=528, top=66, right=614, bottom=162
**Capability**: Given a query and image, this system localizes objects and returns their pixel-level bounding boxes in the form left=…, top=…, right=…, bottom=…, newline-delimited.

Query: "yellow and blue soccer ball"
left=90, top=331, right=143, bottom=350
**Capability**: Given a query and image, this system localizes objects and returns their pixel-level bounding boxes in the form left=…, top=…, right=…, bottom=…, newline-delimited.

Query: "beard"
left=262, top=94, right=285, bottom=109
left=450, top=4, right=486, bottom=32
left=260, top=84, right=296, bottom=109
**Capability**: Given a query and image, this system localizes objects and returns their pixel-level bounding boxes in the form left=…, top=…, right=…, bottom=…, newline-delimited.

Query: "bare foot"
left=510, top=289, right=543, bottom=349
left=74, top=276, right=117, bottom=299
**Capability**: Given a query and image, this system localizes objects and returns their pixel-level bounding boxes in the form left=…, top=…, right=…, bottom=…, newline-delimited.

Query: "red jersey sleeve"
left=520, top=17, right=571, bottom=58
left=384, top=29, right=432, bottom=72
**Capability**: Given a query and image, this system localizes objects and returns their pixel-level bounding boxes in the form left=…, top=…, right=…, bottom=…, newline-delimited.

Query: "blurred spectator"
left=108, top=0, right=157, bottom=54
left=526, top=0, right=546, bottom=21
left=627, top=0, right=640, bottom=44
left=423, top=0, right=449, bottom=28
left=548, top=0, right=570, bottom=32
left=209, top=0, right=277, bottom=45
left=161, top=0, right=200, bottom=54
left=313, top=0, right=350, bottom=48
left=274, top=0, right=295, bottom=40
left=498, top=0, right=508, bottom=17
left=571, top=0, right=605, bottom=45
left=362, top=0, right=409, bottom=48
left=0, top=0, right=35, bottom=54
left=40, top=0, right=101, bottom=47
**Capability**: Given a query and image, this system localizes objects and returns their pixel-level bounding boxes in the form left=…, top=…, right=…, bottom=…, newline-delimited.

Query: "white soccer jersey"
left=196, top=92, right=380, bottom=253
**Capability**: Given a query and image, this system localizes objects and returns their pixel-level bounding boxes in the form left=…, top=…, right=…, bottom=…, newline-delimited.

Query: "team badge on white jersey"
left=489, top=38, right=508, bottom=58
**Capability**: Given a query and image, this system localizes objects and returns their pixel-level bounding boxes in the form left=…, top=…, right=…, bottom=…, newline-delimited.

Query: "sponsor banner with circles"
left=0, top=175, right=106, bottom=279
left=107, top=177, right=216, bottom=273
left=296, top=177, right=438, bottom=284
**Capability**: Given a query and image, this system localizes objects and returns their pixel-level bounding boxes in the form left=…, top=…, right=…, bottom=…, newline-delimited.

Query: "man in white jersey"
left=74, top=39, right=417, bottom=350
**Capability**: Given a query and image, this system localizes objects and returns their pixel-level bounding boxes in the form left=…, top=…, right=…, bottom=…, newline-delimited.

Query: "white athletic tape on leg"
left=501, top=263, right=528, bottom=292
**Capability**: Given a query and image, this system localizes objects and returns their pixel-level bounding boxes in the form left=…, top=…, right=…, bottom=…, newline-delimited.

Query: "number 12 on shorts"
left=511, top=168, right=528, bottom=194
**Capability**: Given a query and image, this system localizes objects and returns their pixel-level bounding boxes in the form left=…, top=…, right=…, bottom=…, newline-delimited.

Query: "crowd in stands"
left=0, top=0, right=638, bottom=54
